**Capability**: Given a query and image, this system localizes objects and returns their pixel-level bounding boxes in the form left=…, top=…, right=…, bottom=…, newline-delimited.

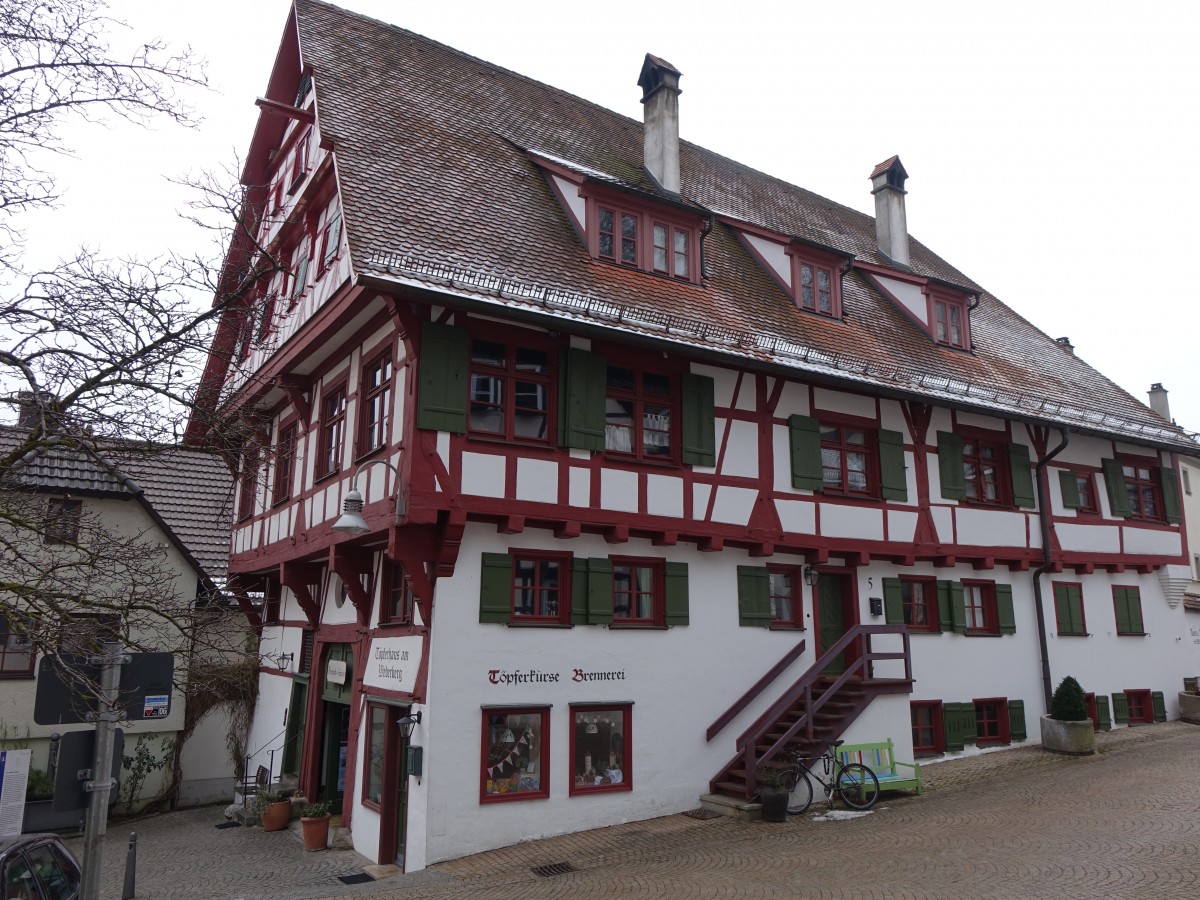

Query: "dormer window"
left=584, top=191, right=701, bottom=284
left=931, top=290, right=969, bottom=349
left=787, top=246, right=843, bottom=318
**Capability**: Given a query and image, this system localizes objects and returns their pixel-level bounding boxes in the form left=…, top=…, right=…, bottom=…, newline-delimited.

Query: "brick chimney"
left=638, top=54, right=682, bottom=194
left=870, top=156, right=910, bottom=267
left=1148, top=383, right=1172, bottom=422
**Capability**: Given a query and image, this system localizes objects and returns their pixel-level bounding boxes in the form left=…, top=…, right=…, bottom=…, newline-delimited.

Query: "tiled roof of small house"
left=0, top=427, right=234, bottom=580
left=286, top=0, right=1195, bottom=453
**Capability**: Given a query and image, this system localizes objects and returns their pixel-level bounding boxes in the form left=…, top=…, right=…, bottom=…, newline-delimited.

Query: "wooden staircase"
left=708, top=624, right=913, bottom=801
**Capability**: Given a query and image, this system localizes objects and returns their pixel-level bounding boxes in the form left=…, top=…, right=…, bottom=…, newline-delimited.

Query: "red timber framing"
left=330, top=544, right=374, bottom=626
left=280, top=560, right=322, bottom=626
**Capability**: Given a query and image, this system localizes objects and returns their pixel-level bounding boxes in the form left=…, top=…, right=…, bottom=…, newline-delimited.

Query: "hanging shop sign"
left=326, top=659, right=348, bottom=685
left=362, top=635, right=423, bottom=694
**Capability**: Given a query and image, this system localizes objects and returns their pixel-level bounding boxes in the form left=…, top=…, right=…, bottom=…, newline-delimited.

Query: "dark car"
left=0, top=834, right=80, bottom=900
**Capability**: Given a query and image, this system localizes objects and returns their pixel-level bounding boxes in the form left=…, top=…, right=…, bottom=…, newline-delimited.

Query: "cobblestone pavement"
left=71, top=722, right=1200, bottom=899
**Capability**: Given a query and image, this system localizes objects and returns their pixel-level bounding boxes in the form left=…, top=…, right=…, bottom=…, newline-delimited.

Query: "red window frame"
left=610, top=558, right=664, bottom=626
left=910, top=701, right=944, bottom=755
left=1071, top=469, right=1099, bottom=514
left=1125, top=689, right=1153, bottom=724
left=511, top=552, right=571, bottom=624
left=929, top=290, right=969, bottom=349
left=974, top=697, right=1010, bottom=745
left=362, top=702, right=387, bottom=810
left=271, top=420, right=297, bottom=506
left=481, top=707, right=550, bottom=803
left=900, top=577, right=939, bottom=632
left=318, top=208, right=343, bottom=274
left=1120, top=459, right=1163, bottom=521
left=961, top=434, right=1010, bottom=506
left=467, top=338, right=553, bottom=445
left=961, top=580, right=999, bottom=635
left=44, top=498, right=82, bottom=545
left=767, top=566, right=804, bottom=629
left=286, top=236, right=312, bottom=310
left=569, top=703, right=633, bottom=796
left=236, top=444, right=260, bottom=522
left=0, top=617, right=35, bottom=678
left=381, top=560, right=414, bottom=626
left=358, top=349, right=393, bottom=458
left=819, top=423, right=876, bottom=497
left=604, top=364, right=675, bottom=463
left=288, top=128, right=310, bottom=193
left=584, top=190, right=701, bottom=283
left=786, top=246, right=843, bottom=318
left=1053, top=581, right=1087, bottom=636
left=317, top=382, right=347, bottom=479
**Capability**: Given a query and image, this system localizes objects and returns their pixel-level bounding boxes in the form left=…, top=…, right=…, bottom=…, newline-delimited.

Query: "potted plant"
left=756, top=763, right=791, bottom=823
left=300, top=800, right=333, bottom=851
left=1040, top=675, right=1095, bottom=755
left=256, top=788, right=294, bottom=832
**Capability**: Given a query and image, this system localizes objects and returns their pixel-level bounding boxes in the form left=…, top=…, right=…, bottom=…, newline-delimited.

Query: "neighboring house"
left=0, top=424, right=238, bottom=813
left=188, top=0, right=1200, bottom=871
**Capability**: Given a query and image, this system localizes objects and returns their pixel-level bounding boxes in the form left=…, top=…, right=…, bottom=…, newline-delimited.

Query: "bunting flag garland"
left=486, top=730, right=532, bottom=779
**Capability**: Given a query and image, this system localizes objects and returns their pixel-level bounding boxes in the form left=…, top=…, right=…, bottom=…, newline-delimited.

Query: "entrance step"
left=699, top=792, right=762, bottom=822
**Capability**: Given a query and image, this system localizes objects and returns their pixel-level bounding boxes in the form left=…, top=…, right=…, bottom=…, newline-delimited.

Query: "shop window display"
left=570, top=705, right=631, bottom=795
left=481, top=708, right=548, bottom=802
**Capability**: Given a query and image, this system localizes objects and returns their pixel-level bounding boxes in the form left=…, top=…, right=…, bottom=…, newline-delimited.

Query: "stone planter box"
left=1177, top=692, right=1200, bottom=725
left=1040, top=715, right=1095, bottom=755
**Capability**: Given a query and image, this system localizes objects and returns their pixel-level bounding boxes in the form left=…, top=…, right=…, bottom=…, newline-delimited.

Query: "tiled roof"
left=0, top=427, right=234, bottom=580
left=290, top=0, right=1195, bottom=452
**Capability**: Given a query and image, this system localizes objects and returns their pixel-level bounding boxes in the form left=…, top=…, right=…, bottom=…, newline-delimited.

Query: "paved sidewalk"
left=70, top=722, right=1200, bottom=898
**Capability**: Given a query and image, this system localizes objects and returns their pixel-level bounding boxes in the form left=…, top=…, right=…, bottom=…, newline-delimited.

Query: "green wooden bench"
left=836, top=738, right=922, bottom=795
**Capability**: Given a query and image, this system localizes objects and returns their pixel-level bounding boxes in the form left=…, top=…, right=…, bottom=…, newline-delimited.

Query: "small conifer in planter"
left=1050, top=676, right=1088, bottom=721
left=1041, top=675, right=1095, bottom=755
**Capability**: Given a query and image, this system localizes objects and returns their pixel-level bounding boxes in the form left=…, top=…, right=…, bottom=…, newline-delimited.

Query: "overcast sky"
left=19, top=0, right=1200, bottom=435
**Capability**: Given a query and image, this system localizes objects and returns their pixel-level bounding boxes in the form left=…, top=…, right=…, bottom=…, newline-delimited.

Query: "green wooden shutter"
left=571, top=558, right=589, bottom=625
left=1007, top=699, right=1026, bottom=741
left=1112, top=587, right=1132, bottom=635
left=949, top=582, right=966, bottom=634
left=1008, top=443, right=1035, bottom=508
left=937, top=581, right=954, bottom=632
left=1160, top=467, right=1182, bottom=524
left=479, top=553, right=512, bottom=623
left=1101, top=458, right=1131, bottom=518
left=558, top=347, right=607, bottom=450
left=1127, top=589, right=1144, bottom=634
left=664, top=562, right=689, bottom=625
left=937, top=431, right=965, bottom=500
left=587, top=557, right=613, bottom=625
left=878, top=429, right=908, bottom=501
left=1152, top=691, right=1167, bottom=722
left=996, top=584, right=1016, bottom=634
left=737, top=566, right=771, bottom=627
left=1095, top=695, right=1111, bottom=731
left=680, top=373, right=716, bottom=466
left=1112, top=692, right=1129, bottom=724
left=943, top=702, right=976, bottom=752
left=788, top=415, right=822, bottom=491
left=883, top=578, right=904, bottom=625
left=1059, top=470, right=1081, bottom=509
left=417, top=321, right=468, bottom=433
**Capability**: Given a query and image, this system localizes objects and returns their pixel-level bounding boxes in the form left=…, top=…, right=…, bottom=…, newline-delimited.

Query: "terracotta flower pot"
left=301, top=814, right=331, bottom=851
left=260, top=800, right=292, bottom=832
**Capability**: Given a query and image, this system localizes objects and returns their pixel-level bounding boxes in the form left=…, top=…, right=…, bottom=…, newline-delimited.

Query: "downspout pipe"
left=1032, top=427, right=1070, bottom=711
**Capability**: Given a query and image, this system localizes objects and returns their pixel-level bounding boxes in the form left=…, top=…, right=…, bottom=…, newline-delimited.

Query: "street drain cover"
left=532, top=862, right=576, bottom=878
left=338, top=873, right=374, bottom=885
left=683, top=808, right=722, bottom=820
left=214, top=822, right=241, bottom=829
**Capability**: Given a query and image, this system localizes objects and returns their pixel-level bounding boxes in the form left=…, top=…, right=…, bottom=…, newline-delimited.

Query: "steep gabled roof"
left=0, top=427, right=234, bottom=581
left=287, top=0, right=1193, bottom=452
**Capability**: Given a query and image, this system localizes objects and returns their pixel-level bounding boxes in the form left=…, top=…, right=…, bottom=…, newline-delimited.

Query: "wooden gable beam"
left=275, top=374, right=312, bottom=423
left=280, top=560, right=322, bottom=626
left=330, top=544, right=374, bottom=627
left=255, top=96, right=316, bottom=124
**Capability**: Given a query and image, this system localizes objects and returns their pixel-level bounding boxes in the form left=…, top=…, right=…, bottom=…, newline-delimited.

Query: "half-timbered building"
left=189, top=0, right=1200, bottom=870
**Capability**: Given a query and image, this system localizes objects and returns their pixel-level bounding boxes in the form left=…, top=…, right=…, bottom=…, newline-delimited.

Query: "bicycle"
left=779, top=740, right=880, bottom=814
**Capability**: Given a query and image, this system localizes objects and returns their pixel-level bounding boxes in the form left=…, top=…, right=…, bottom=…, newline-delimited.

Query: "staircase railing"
left=734, top=624, right=910, bottom=797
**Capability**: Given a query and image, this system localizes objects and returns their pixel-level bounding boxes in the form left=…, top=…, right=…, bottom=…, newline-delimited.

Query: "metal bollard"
left=121, top=832, right=136, bottom=900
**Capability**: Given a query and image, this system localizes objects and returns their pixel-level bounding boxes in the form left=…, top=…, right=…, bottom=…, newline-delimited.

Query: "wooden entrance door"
left=817, top=574, right=857, bottom=673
